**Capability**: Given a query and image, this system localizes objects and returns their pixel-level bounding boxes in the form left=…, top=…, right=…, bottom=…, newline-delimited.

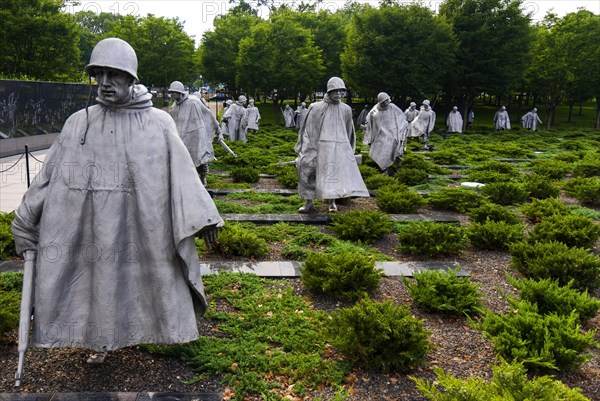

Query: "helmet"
left=410, top=102, right=416, bottom=107
left=85, top=38, right=138, bottom=82
left=238, top=95, right=247, bottom=103
left=301, top=102, right=306, bottom=106
left=249, top=98, right=255, bottom=104
left=533, top=107, right=537, bottom=112
left=326, top=77, right=346, bottom=92
left=377, top=92, right=390, bottom=103
left=168, top=81, right=186, bottom=94
left=226, top=99, right=233, bottom=105
left=422, top=99, right=430, bottom=106
left=453, top=106, right=458, bottom=110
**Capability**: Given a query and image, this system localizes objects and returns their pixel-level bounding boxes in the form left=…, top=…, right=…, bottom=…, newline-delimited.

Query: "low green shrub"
left=328, top=298, right=431, bottom=372
left=280, top=244, right=308, bottom=260
left=509, top=241, right=600, bottom=290
left=376, top=184, right=425, bottom=214
left=400, top=153, right=431, bottom=172
left=426, top=187, right=487, bottom=213
left=523, top=174, right=560, bottom=200
left=529, top=214, right=600, bottom=248
left=364, top=173, right=397, bottom=189
left=275, top=165, right=298, bottom=189
left=573, top=156, right=600, bottom=178
left=0, top=211, right=16, bottom=260
left=475, top=299, right=598, bottom=372
left=216, top=224, right=268, bottom=258
left=413, top=359, right=591, bottom=401
left=530, top=159, right=571, bottom=179
left=507, top=276, right=600, bottom=323
left=395, top=168, right=428, bottom=186
left=358, top=164, right=380, bottom=180
left=0, top=271, right=23, bottom=336
left=467, top=203, right=521, bottom=225
left=467, top=220, right=525, bottom=251
left=301, top=251, right=383, bottom=301
left=563, top=177, right=600, bottom=207
left=403, top=267, right=482, bottom=315
left=569, top=205, right=600, bottom=221
left=428, top=148, right=464, bottom=165
left=292, top=231, right=336, bottom=247
left=396, top=222, right=468, bottom=257
left=465, top=170, right=516, bottom=184
left=481, top=181, right=528, bottom=206
left=330, top=210, right=392, bottom=243
left=471, top=160, right=519, bottom=175
left=230, top=167, right=260, bottom=183
left=521, top=197, right=570, bottom=223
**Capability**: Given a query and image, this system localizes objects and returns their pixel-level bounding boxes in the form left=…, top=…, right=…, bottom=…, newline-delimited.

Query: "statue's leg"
left=328, top=199, right=337, bottom=213
left=198, top=164, right=209, bottom=186
left=298, top=199, right=315, bottom=213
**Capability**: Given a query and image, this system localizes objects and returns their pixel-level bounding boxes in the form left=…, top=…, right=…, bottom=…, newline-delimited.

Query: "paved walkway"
left=0, top=149, right=47, bottom=213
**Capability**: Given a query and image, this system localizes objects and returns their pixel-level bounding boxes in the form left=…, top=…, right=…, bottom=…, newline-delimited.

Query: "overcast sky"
left=66, top=0, right=600, bottom=45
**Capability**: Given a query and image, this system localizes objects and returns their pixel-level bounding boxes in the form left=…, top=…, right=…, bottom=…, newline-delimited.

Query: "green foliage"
left=475, top=300, right=598, bottom=372
left=280, top=244, right=308, bottom=260
left=563, top=177, right=600, bottom=207
left=529, top=214, right=600, bottom=248
left=215, top=224, right=268, bottom=258
left=301, top=251, right=383, bottom=301
left=364, top=174, right=397, bottom=190
left=214, top=192, right=303, bottom=214
left=467, top=220, right=525, bottom=251
left=569, top=205, right=600, bottom=221
left=572, top=156, right=600, bottom=178
left=328, top=298, right=432, bottom=372
left=330, top=210, right=393, bottom=243
left=465, top=170, right=516, bottom=184
left=0, top=271, right=23, bottom=337
left=467, top=203, right=521, bottom=225
left=521, top=197, right=570, bottom=223
left=395, top=167, right=429, bottom=186
left=376, top=184, right=425, bottom=214
left=426, top=187, right=487, bottom=213
left=275, top=165, right=298, bottom=189
left=530, top=159, right=571, bottom=179
left=481, top=181, right=528, bottom=206
left=412, top=359, right=591, bottom=401
left=155, top=273, right=347, bottom=399
left=471, top=160, right=519, bottom=175
left=396, top=222, right=469, bottom=257
left=230, top=167, right=260, bottom=183
left=507, top=276, right=600, bottom=323
left=509, top=241, right=600, bottom=290
left=0, top=211, right=16, bottom=260
left=429, top=148, right=465, bottom=165
left=523, top=174, right=560, bottom=200
left=403, top=268, right=482, bottom=315
left=358, top=164, right=380, bottom=180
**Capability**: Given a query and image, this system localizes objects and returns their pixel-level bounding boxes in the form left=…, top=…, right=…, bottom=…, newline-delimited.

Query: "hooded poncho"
left=409, top=106, right=436, bottom=138
left=223, top=101, right=247, bottom=141
left=283, top=105, right=296, bottom=128
left=521, top=110, right=541, bottom=131
left=11, top=85, right=223, bottom=352
left=245, top=104, right=261, bottom=131
left=365, top=103, right=408, bottom=170
left=169, top=93, right=219, bottom=166
left=493, top=109, right=511, bottom=130
left=404, top=106, right=419, bottom=123
left=446, top=109, right=463, bottom=133
left=294, top=94, right=369, bottom=200
left=295, top=105, right=308, bottom=131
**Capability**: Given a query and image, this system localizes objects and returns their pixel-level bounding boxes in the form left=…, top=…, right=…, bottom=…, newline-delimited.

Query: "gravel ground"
left=1, top=176, right=599, bottom=400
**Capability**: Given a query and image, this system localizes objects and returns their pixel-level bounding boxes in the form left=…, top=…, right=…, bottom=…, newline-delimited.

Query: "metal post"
left=24, top=144, right=31, bottom=188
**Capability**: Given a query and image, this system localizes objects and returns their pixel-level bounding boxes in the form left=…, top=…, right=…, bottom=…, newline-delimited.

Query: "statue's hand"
left=201, top=226, right=219, bottom=250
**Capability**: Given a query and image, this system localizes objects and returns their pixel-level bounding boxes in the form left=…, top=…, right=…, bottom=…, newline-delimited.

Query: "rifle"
left=217, top=137, right=237, bottom=158
left=15, top=249, right=37, bottom=387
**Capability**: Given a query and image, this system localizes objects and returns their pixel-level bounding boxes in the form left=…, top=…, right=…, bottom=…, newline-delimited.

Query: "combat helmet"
left=168, top=81, right=186, bottom=94
left=85, top=38, right=139, bottom=82
left=326, top=77, right=346, bottom=92
left=377, top=92, right=390, bottom=103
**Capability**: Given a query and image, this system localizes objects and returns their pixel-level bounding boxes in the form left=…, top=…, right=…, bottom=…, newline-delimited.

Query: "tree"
left=74, top=11, right=123, bottom=70
left=107, top=15, right=197, bottom=89
left=440, top=0, right=532, bottom=128
left=237, top=16, right=324, bottom=124
left=0, top=0, right=81, bottom=81
left=341, top=3, right=457, bottom=102
left=197, top=7, right=259, bottom=96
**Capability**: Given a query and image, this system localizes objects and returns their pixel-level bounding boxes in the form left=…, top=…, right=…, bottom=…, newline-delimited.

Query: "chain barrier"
left=0, top=153, right=24, bottom=173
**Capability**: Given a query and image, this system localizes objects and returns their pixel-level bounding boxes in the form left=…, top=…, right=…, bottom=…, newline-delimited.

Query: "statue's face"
left=379, top=99, right=391, bottom=109
left=329, top=89, right=345, bottom=103
left=170, top=92, right=182, bottom=102
left=94, top=67, right=132, bottom=105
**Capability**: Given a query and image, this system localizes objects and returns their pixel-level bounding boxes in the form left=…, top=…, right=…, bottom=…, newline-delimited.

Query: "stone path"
left=207, top=188, right=432, bottom=198
left=221, top=212, right=459, bottom=225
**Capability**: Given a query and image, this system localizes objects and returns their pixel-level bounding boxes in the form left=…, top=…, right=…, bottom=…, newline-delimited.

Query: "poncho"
left=223, top=102, right=247, bottom=141
left=283, top=106, right=296, bottom=128
left=493, top=110, right=511, bottom=130
left=365, top=103, right=408, bottom=170
left=245, top=105, right=261, bottom=131
left=404, top=107, right=419, bottom=123
left=169, top=93, right=219, bottom=166
left=295, top=106, right=308, bottom=130
left=409, top=106, right=436, bottom=138
left=294, top=94, right=369, bottom=200
left=11, top=85, right=223, bottom=352
left=446, top=110, right=463, bottom=133
left=521, top=111, right=541, bottom=131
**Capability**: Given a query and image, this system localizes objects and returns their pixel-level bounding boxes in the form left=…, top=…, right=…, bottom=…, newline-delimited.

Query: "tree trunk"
left=567, top=102, right=573, bottom=123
